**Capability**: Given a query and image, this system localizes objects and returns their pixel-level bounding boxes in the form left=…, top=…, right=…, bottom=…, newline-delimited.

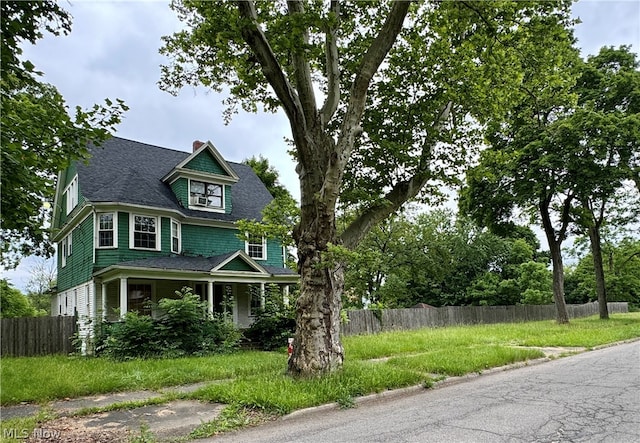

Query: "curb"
left=282, top=338, right=640, bottom=421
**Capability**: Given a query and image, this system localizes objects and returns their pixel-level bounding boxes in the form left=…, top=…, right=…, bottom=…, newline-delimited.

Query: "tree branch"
left=236, top=1, right=305, bottom=135
left=287, top=0, right=317, bottom=123
left=558, top=191, right=575, bottom=242
left=341, top=101, right=453, bottom=249
left=319, top=0, right=340, bottom=127
left=322, top=1, right=411, bottom=209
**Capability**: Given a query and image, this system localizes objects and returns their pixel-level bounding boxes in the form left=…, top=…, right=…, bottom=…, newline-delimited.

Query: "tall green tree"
left=243, top=155, right=292, bottom=200
left=161, top=0, right=576, bottom=375
left=0, top=1, right=127, bottom=267
left=566, top=47, right=640, bottom=319
left=460, top=12, right=582, bottom=323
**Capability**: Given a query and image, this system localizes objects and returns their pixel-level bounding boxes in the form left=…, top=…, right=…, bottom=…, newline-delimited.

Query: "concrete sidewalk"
left=1, top=382, right=225, bottom=442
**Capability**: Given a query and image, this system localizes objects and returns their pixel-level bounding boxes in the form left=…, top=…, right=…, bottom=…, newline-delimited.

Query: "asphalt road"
left=207, top=341, right=640, bottom=442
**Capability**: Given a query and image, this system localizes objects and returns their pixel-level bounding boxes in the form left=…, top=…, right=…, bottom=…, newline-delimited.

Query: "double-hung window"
left=190, top=180, right=223, bottom=210
left=171, top=220, right=180, bottom=254
left=132, top=215, right=157, bottom=250
left=97, top=213, right=116, bottom=248
left=246, top=235, right=266, bottom=260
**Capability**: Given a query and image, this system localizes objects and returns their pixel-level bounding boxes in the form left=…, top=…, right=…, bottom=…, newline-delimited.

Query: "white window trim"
left=61, top=233, right=72, bottom=267
left=129, top=214, right=161, bottom=251
left=170, top=219, right=181, bottom=254
left=96, top=212, right=118, bottom=249
left=188, top=179, right=225, bottom=213
left=245, top=235, right=267, bottom=261
left=64, top=175, right=78, bottom=215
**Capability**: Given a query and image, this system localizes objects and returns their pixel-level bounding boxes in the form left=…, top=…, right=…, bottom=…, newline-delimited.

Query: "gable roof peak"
left=162, top=139, right=240, bottom=184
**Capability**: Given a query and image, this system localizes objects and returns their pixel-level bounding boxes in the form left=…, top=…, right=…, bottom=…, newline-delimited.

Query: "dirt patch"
left=25, top=418, right=130, bottom=443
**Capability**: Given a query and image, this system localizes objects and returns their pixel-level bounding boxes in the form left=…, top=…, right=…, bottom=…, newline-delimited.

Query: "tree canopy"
left=0, top=0, right=127, bottom=267
left=0, top=279, right=45, bottom=318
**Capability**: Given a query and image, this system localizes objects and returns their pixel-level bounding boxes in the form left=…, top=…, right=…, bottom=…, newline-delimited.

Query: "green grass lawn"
left=2, top=313, right=639, bottom=415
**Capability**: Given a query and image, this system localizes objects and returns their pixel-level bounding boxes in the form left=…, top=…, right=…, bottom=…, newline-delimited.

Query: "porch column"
left=260, top=282, right=266, bottom=308
left=283, top=285, right=290, bottom=307
left=207, top=281, right=214, bottom=315
left=119, top=277, right=128, bottom=318
left=101, top=283, right=108, bottom=319
left=91, top=282, right=98, bottom=319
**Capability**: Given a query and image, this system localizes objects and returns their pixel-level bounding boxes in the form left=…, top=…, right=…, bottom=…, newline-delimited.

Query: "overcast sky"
left=4, top=0, right=639, bottom=291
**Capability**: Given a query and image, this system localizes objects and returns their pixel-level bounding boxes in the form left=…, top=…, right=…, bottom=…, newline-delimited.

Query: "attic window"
left=189, top=180, right=223, bottom=209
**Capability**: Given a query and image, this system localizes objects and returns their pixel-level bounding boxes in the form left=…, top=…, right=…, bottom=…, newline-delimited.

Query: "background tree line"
left=340, top=209, right=639, bottom=311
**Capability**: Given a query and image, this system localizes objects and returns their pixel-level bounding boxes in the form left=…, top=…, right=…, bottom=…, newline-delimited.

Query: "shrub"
left=101, top=311, right=162, bottom=360
left=96, top=287, right=241, bottom=359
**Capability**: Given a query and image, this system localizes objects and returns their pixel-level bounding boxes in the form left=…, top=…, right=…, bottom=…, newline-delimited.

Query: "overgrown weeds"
left=95, top=287, right=241, bottom=359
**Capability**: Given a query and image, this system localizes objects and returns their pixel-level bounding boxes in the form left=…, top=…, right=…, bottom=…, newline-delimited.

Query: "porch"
left=97, top=278, right=291, bottom=328
left=92, top=252, right=298, bottom=328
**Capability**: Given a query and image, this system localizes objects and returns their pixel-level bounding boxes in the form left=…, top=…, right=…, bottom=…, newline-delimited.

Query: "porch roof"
left=93, top=251, right=298, bottom=282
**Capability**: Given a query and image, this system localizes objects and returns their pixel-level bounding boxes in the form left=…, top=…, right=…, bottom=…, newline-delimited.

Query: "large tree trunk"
left=236, top=0, right=411, bottom=376
left=540, top=198, right=570, bottom=324
left=548, top=241, right=570, bottom=324
left=587, top=224, right=609, bottom=319
left=288, top=243, right=344, bottom=376
left=288, top=129, right=345, bottom=376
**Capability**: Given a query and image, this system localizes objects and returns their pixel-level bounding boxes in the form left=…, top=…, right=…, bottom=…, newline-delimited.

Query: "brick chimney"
left=192, top=140, right=205, bottom=152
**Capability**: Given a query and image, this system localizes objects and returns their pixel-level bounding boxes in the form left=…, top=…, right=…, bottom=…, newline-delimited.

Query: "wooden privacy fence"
left=341, top=302, right=629, bottom=336
left=1, top=315, right=77, bottom=357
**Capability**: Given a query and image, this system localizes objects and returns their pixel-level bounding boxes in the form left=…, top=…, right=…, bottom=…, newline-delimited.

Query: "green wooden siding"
left=94, top=212, right=166, bottom=270
left=221, top=258, right=258, bottom=272
left=181, top=224, right=244, bottom=258
left=170, top=178, right=188, bottom=207
left=57, top=215, right=94, bottom=291
left=55, top=163, right=86, bottom=228
left=185, top=149, right=228, bottom=175
left=92, top=213, right=286, bottom=271
left=265, top=238, right=285, bottom=267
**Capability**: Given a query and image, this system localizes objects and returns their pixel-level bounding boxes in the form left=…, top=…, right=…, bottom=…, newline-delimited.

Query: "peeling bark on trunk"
left=288, top=129, right=345, bottom=376
left=588, top=224, right=609, bottom=319
left=288, top=244, right=344, bottom=376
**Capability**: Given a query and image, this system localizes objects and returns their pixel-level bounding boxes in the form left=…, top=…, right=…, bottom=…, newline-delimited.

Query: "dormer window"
left=189, top=180, right=224, bottom=210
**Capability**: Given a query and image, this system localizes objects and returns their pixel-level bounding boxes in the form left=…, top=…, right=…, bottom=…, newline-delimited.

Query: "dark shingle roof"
left=109, top=253, right=297, bottom=276
left=76, top=137, right=274, bottom=222
left=114, top=253, right=236, bottom=272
